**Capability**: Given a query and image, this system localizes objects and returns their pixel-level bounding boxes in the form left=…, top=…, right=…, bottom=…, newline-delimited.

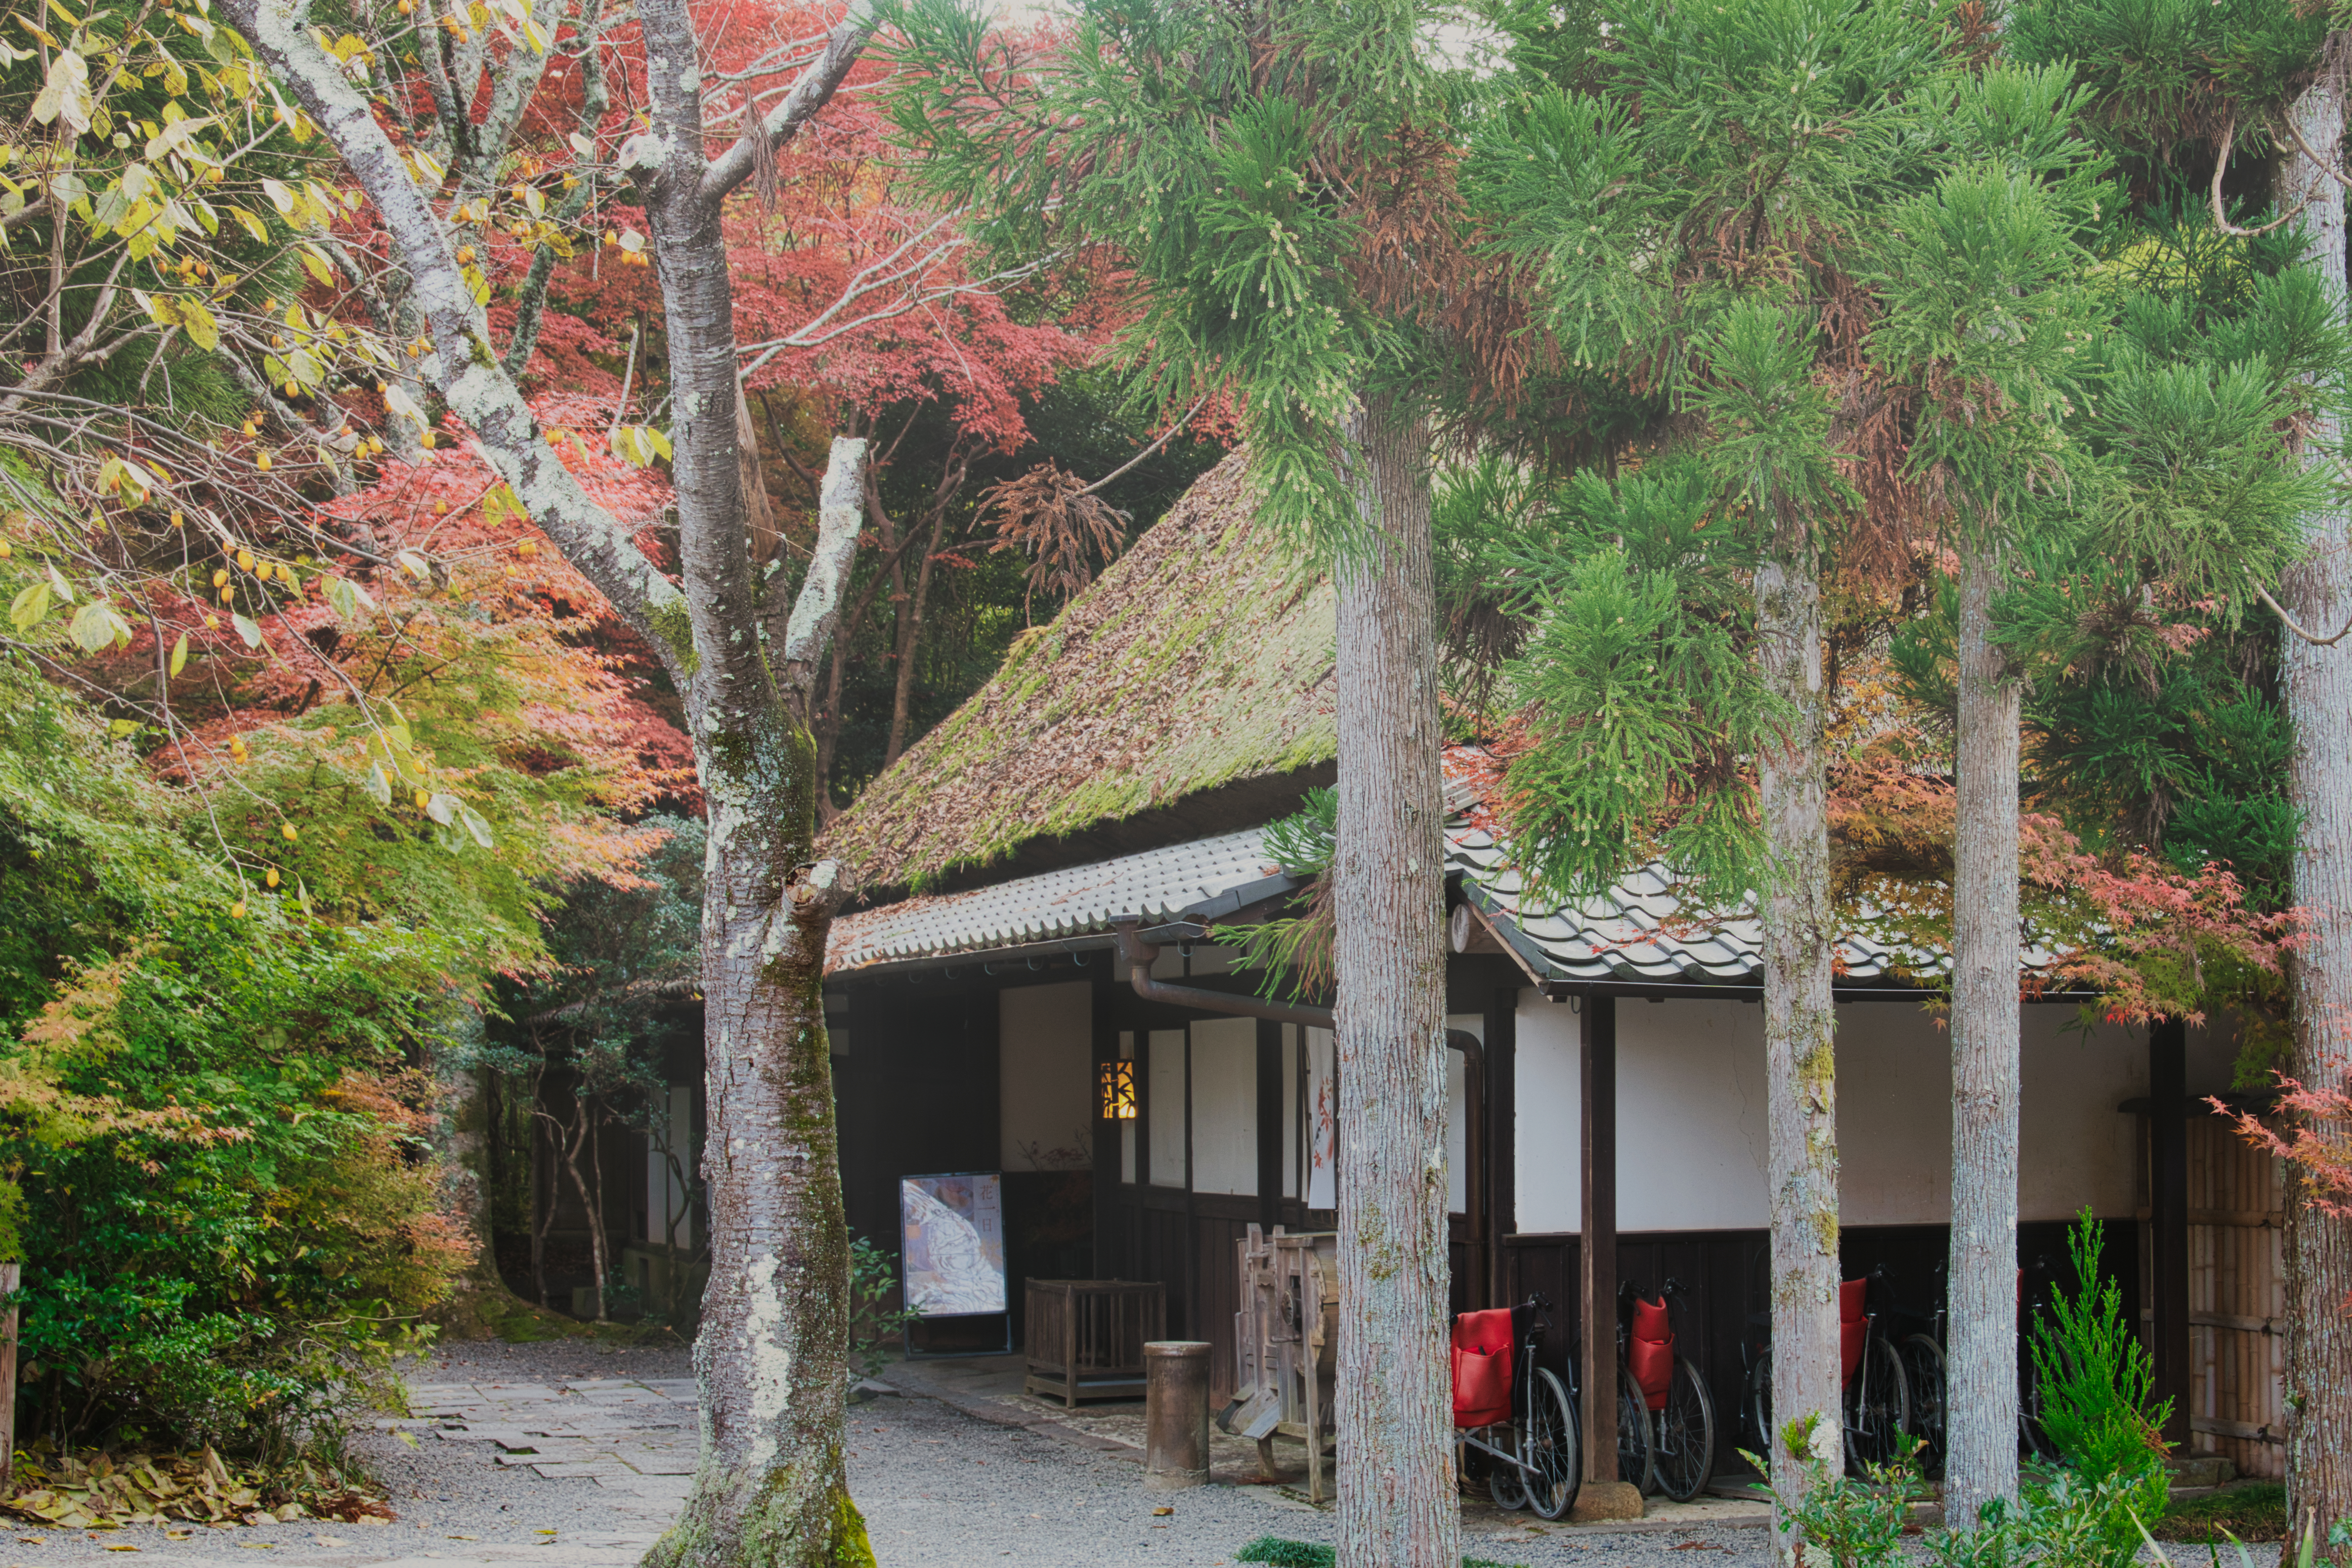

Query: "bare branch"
left=2284, top=111, right=2352, bottom=193
left=1074, top=393, right=1214, bottom=498
left=699, top=0, right=877, bottom=207
left=215, top=0, right=689, bottom=671
left=779, top=434, right=869, bottom=709
left=2254, top=575, right=2352, bottom=646
left=2212, top=118, right=2308, bottom=238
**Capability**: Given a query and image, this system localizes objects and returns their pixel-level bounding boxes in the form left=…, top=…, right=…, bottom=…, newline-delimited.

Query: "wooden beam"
left=2149, top=1016, right=2191, bottom=1448
left=1581, top=994, right=1618, bottom=1483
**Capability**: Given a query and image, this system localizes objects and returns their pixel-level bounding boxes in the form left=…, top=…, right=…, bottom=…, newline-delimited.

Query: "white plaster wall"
left=1515, top=990, right=1583, bottom=1233
left=1190, top=1016, right=1259, bottom=1195
left=1149, top=1028, right=1187, bottom=1188
left=1446, top=1014, right=1482, bottom=1215
left=999, top=982, right=1094, bottom=1170
left=1513, top=992, right=2217, bottom=1234
left=1282, top=1023, right=1300, bottom=1198
left=1616, top=999, right=1771, bottom=1231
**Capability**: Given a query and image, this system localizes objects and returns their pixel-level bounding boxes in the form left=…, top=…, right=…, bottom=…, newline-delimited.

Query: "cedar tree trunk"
left=1752, top=545, right=1844, bottom=1534
left=1331, top=396, right=1458, bottom=1568
left=1944, top=537, right=2023, bottom=1528
left=212, top=0, right=882, bottom=1560
left=2281, top=65, right=2352, bottom=1562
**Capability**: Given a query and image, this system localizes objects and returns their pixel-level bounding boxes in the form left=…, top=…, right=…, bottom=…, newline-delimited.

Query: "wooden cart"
left=1216, top=1225, right=1339, bottom=1502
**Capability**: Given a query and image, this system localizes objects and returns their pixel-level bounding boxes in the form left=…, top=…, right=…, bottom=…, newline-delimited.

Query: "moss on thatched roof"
left=819, top=451, right=1336, bottom=895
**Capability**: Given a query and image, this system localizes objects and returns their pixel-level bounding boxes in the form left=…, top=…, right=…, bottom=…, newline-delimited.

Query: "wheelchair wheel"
left=1524, top=1366, right=1581, bottom=1520
left=1653, top=1356, right=1717, bottom=1502
left=1617, top=1361, right=1655, bottom=1495
left=1743, top=1349, right=1773, bottom=1460
left=1899, top=1334, right=1947, bottom=1475
left=1485, top=1423, right=1527, bottom=1510
left=1845, top=1336, right=1910, bottom=1474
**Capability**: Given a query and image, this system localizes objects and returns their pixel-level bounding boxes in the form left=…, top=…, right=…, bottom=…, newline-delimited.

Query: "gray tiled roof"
left=825, top=749, right=2028, bottom=986
left=1444, top=820, right=1913, bottom=984
left=827, top=827, right=1278, bottom=973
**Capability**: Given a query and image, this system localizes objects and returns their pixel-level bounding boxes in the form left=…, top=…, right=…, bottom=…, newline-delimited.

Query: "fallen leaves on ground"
left=0, top=1447, right=396, bottom=1532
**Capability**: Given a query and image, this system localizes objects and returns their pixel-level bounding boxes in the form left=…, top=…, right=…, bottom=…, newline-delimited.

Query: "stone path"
left=402, top=1373, right=699, bottom=1550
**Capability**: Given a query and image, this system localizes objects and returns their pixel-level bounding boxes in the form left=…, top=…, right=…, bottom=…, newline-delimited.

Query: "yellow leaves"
left=611, top=424, right=671, bottom=467
left=30, top=48, right=94, bottom=138
left=168, top=632, right=188, bottom=677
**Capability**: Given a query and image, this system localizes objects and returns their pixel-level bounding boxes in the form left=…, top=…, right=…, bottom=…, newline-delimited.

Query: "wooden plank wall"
left=2187, top=1115, right=2286, bottom=1477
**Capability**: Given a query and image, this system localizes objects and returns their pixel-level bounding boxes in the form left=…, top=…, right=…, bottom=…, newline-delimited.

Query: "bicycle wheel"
left=1743, top=1349, right=1773, bottom=1461
left=1523, top=1366, right=1581, bottom=1521
left=1617, top=1362, right=1655, bottom=1494
left=1845, top=1336, right=1910, bottom=1474
left=1898, top=1334, right=1947, bottom=1476
left=1653, top=1356, right=1718, bottom=1502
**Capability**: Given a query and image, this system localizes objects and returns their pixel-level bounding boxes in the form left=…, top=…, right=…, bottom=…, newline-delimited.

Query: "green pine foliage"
left=887, top=0, right=1461, bottom=562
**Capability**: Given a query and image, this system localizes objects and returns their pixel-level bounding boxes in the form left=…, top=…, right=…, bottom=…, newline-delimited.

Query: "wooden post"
left=1486, top=986, right=1517, bottom=1314
left=0, top=1260, right=19, bottom=1498
left=1581, top=994, right=1618, bottom=1486
left=2149, top=1017, right=2191, bottom=1449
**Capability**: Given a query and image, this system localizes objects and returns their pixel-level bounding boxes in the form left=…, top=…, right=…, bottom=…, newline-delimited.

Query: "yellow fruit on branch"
left=265, top=868, right=280, bottom=888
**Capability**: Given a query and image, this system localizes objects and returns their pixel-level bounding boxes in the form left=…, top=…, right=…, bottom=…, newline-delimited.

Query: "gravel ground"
left=0, top=1340, right=2268, bottom=1568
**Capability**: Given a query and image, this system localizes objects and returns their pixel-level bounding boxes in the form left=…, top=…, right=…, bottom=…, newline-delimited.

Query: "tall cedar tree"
left=1471, top=0, right=2334, bottom=1531
left=201, top=0, right=890, bottom=1561
left=1467, top=0, right=1950, bottom=1526
left=888, top=4, right=1481, bottom=1560
left=2000, top=2, right=2346, bottom=1545
left=2280, top=52, right=2352, bottom=1559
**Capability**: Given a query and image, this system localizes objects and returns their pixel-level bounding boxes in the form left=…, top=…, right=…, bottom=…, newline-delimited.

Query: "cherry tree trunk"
left=208, top=0, right=879, bottom=1556
left=1944, top=538, right=2023, bottom=1529
left=1331, top=396, right=1457, bottom=1568
left=1752, top=547, right=1843, bottom=1542
left=2281, top=67, right=2352, bottom=1564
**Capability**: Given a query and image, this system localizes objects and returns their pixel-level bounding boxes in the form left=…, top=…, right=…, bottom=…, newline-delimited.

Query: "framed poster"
left=899, top=1171, right=1007, bottom=1318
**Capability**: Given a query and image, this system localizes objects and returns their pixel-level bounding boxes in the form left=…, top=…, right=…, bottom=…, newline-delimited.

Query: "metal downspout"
left=1110, top=920, right=1335, bottom=1030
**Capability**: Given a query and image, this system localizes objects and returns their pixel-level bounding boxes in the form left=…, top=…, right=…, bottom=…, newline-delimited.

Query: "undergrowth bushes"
left=1, top=660, right=475, bottom=1472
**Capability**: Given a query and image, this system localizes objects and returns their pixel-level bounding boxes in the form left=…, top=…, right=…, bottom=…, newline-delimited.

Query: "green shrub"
left=2028, top=1208, right=2171, bottom=1561
left=847, top=1234, right=917, bottom=1379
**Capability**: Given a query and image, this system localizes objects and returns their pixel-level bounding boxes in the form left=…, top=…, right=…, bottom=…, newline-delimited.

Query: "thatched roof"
left=818, top=451, right=1336, bottom=897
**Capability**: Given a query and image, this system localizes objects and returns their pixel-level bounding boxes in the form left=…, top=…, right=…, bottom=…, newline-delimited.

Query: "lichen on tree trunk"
left=1944, top=538, right=2024, bottom=1529
left=2280, top=62, right=2352, bottom=1564
left=1752, top=546, right=1842, bottom=1546
left=1331, top=396, right=1457, bottom=1568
